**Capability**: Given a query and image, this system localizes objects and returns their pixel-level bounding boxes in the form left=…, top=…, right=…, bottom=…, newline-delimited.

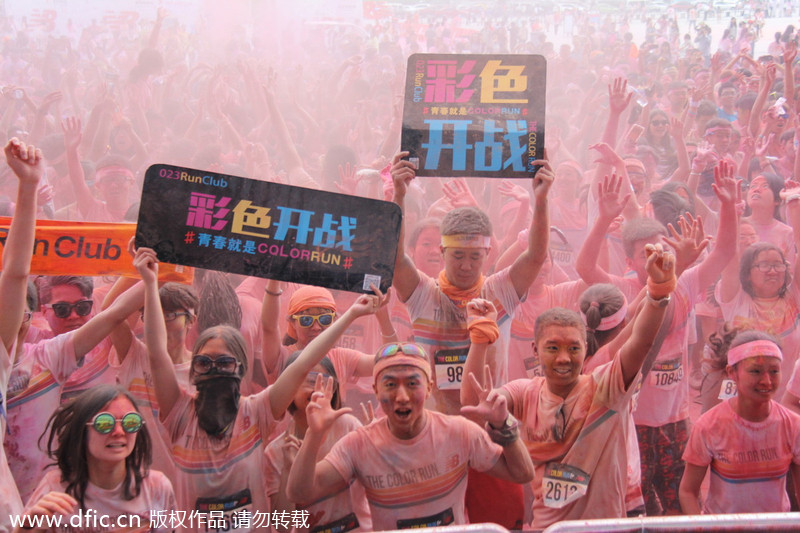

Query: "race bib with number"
left=196, top=489, right=253, bottom=533
left=434, top=348, right=467, bottom=390
left=524, top=354, right=543, bottom=378
left=649, top=358, right=683, bottom=390
left=718, top=379, right=738, bottom=400
left=396, top=508, right=454, bottom=529
left=543, top=463, right=590, bottom=509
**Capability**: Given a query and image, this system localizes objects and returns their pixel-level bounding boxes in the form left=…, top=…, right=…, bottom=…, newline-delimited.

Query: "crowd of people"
left=2, top=0, right=800, bottom=531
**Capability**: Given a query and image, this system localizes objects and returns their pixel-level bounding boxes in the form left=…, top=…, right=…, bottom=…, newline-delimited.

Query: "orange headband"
left=287, top=286, right=337, bottom=340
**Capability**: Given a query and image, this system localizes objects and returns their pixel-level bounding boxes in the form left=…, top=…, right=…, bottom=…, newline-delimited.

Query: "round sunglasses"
left=87, top=412, right=144, bottom=434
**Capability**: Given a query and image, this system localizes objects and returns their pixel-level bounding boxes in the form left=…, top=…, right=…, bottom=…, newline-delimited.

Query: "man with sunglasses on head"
left=287, top=342, right=534, bottom=530
left=5, top=274, right=145, bottom=502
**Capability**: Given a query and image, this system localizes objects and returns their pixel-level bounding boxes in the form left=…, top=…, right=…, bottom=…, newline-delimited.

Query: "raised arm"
left=101, top=274, right=140, bottom=364
left=71, top=280, right=144, bottom=360
left=0, top=139, right=42, bottom=350
left=602, top=77, right=633, bottom=149
left=749, top=63, right=776, bottom=138
left=260, top=278, right=284, bottom=377
left=268, top=287, right=390, bottom=420
left=618, top=244, right=676, bottom=387
left=508, top=158, right=553, bottom=298
left=694, top=160, right=739, bottom=287
left=390, top=151, right=422, bottom=302
left=783, top=43, right=797, bottom=117
left=460, top=299, right=500, bottom=409
left=575, top=174, right=631, bottom=285
left=61, top=117, right=101, bottom=220
left=668, top=116, right=690, bottom=182
left=134, top=247, right=181, bottom=419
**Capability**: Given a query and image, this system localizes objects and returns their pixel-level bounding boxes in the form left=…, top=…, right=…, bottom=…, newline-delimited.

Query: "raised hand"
left=589, top=142, right=624, bottom=166
left=596, top=173, right=631, bottom=222
left=531, top=158, right=554, bottom=201
left=466, top=298, right=498, bottom=322
left=61, top=116, right=82, bottom=152
left=442, top=178, right=478, bottom=209
left=712, top=159, right=739, bottom=206
left=460, top=366, right=508, bottom=428
left=663, top=213, right=709, bottom=272
left=133, top=247, right=159, bottom=285
left=784, top=40, right=797, bottom=68
left=4, top=138, right=43, bottom=185
left=390, top=151, right=416, bottom=198
left=608, top=77, right=632, bottom=115
left=349, top=285, right=391, bottom=317
left=669, top=116, right=684, bottom=138
left=335, top=163, right=359, bottom=195
left=306, top=374, right=352, bottom=435
left=644, top=243, right=676, bottom=284
left=693, top=140, right=719, bottom=168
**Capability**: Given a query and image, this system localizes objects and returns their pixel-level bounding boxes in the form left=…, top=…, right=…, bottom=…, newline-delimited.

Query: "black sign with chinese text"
left=135, top=164, right=401, bottom=293
left=401, top=53, right=546, bottom=178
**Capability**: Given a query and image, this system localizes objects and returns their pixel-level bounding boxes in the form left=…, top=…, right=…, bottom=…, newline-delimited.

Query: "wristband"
left=486, top=415, right=520, bottom=447
left=381, top=331, right=396, bottom=338
left=265, top=288, right=283, bottom=296
left=468, top=316, right=500, bottom=344
left=647, top=276, right=677, bottom=299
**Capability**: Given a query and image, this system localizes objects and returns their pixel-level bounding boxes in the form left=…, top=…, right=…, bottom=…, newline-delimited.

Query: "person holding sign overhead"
left=135, top=246, right=389, bottom=533
left=390, top=150, right=553, bottom=415
left=390, top=150, right=552, bottom=528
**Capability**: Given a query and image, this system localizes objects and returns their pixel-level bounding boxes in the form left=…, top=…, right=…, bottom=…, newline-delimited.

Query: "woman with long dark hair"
left=15, top=385, right=175, bottom=532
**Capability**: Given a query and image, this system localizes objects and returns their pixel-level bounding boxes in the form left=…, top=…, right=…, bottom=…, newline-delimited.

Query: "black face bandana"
left=194, top=375, right=241, bottom=437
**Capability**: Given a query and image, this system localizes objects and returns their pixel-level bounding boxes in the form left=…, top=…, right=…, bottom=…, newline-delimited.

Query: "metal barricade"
left=384, top=524, right=510, bottom=533
left=543, top=512, right=800, bottom=532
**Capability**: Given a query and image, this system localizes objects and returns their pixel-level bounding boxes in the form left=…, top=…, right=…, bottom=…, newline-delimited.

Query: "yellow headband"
left=441, top=234, right=491, bottom=249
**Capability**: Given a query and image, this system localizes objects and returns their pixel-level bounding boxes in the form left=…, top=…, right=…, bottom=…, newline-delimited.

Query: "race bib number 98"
left=434, top=348, right=468, bottom=391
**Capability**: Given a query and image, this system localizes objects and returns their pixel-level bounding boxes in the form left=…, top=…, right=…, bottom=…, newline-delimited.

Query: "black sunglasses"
left=45, top=300, right=93, bottom=319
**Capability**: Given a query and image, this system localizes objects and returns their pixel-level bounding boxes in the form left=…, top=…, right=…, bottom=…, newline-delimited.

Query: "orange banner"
left=0, top=217, right=193, bottom=283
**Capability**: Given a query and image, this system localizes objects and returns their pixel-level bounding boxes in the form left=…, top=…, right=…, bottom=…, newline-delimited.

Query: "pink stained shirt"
left=25, top=469, right=176, bottom=532
left=263, top=413, right=371, bottom=532
left=683, top=399, right=800, bottom=513
left=503, top=354, right=637, bottom=528
left=324, top=411, right=502, bottom=531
